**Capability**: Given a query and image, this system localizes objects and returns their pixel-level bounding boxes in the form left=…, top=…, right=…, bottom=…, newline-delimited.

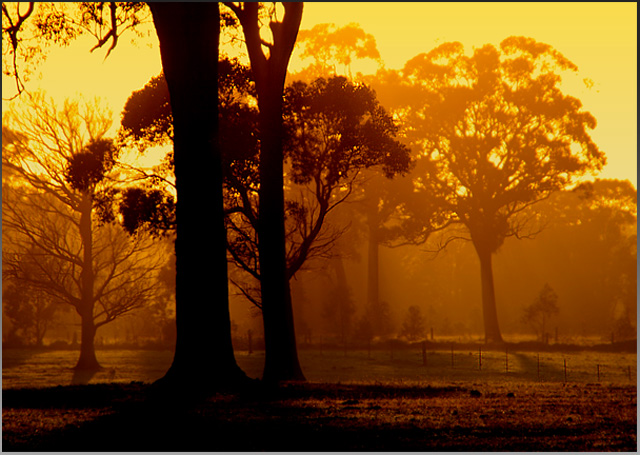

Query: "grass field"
left=2, top=347, right=637, bottom=451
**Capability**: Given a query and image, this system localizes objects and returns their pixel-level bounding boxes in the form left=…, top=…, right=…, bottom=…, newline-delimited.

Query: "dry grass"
left=3, top=380, right=636, bottom=451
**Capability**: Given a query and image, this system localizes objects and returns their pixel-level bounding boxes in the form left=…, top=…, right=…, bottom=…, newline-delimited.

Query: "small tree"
left=522, top=283, right=559, bottom=342
left=400, top=305, right=426, bottom=342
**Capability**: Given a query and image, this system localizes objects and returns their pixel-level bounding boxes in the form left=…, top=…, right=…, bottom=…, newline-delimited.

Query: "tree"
left=522, top=283, right=559, bottom=342
left=291, top=26, right=414, bottom=340
left=394, top=37, right=605, bottom=343
left=293, top=22, right=382, bottom=81
left=147, top=2, right=249, bottom=390
left=400, top=305, right=426, bottom=342
left=2, top=93, right=159, bottom=369
left=223, top=2, right=305, bottom=383
left=320, top=255, right=356, bottom=347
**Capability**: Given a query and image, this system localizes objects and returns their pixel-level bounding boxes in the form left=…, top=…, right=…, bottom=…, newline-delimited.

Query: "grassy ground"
left=3, top=347, right=637, bottom=451
left=2, top=380, right=636, bottom=451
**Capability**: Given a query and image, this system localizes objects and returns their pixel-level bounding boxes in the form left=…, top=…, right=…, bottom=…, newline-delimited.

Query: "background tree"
left=2, top=93, right=160, bottom=369
left=293, top=22, right=382, bottom=81
left=400, top=305, right=426, bottom=342
left=525, top=179, right=636, bottom=340
left=289, top=28, right=416, bottom=340
left=521, top=283, right=559, bottom=343
left=2, top=279, right=58, bottom=347
left=393, top=37, right=605, bottom=343
left=320, top=255, right=356, bottom=347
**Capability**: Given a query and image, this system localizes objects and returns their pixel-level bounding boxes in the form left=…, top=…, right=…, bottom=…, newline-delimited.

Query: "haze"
left=2, top=3, right=636, bottom=450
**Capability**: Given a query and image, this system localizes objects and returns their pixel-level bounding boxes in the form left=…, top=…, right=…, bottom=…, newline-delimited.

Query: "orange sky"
left=2, top=2, right=636, bottom=187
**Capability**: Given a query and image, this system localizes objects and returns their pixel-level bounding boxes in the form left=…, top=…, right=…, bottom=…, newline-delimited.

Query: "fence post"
left=505, top=346, right=509, bottom=373
left=422, top=341, right=427, bottom=367
left=597, top=364, right=600, bottom=382
left=478, top=346, right=482, bottom=370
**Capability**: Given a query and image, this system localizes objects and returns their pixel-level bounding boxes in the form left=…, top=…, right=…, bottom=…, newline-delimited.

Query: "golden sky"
left=2, top=2, right=636, bottom=187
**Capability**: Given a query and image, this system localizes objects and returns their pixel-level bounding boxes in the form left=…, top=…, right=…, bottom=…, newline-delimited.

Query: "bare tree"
left=2, top=92, right=162, bottom=370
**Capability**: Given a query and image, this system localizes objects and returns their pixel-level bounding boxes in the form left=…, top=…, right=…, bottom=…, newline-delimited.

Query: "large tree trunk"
left=75, top=192, right=101, bottom=370
left=149, top=3, right=247, bottom=390
left=76, top=313, right=99, bottom=369
left=258, top=91, right=305, bottom=383
left=474, top=243, right=504, bottom=344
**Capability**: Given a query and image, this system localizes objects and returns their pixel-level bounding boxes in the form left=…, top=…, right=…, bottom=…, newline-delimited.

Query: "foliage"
left=396, top=37, right=605, bottom=250
left=281, top=75, right=412, bottom=279
left=294, top=22, right=382, bottom=81
left=65, top=138, right=119, bottom=192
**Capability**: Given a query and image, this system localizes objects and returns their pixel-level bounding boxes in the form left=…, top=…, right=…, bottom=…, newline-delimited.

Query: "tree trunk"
left=366, top=205, right=384, bottom=336
left=333, top=254, right=350, bottom=346
left=367, top=210, right=379, bottom=311
left=75, top=191, right=101, bottom=370
left=474, top=243, right=504, bottom=344
left=149, top=3, right=247, bottom=390
left=258, top=91, right=305, bottom=383
left=76, top=313, right=100, bottom=370
left=228, top=2, right=305, bottom=383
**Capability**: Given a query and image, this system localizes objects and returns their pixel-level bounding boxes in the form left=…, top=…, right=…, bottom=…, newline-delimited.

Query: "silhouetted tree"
left=282, top=76, right=411, bottom=274
left=148, top=2, right=251, bottom=390
left=400, top=305, right=426, bottom=342
left=522, top=283, right=559, bottom=342
left=223, top=2, right=305, bottom=383
left=2, top=94, right=160, bottom=369
left=393, top=37, right=606, bottom=343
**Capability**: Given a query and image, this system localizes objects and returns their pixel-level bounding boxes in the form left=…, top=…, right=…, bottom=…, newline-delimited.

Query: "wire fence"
left=268, top=347, right=638, bottom=385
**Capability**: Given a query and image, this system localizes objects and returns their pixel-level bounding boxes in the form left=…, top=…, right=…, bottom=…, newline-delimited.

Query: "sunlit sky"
left=2, top=2, right=636, bottom=187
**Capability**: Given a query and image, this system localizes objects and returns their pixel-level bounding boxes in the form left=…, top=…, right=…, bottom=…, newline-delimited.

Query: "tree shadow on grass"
left=3, top=381, right=636, bottom=451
